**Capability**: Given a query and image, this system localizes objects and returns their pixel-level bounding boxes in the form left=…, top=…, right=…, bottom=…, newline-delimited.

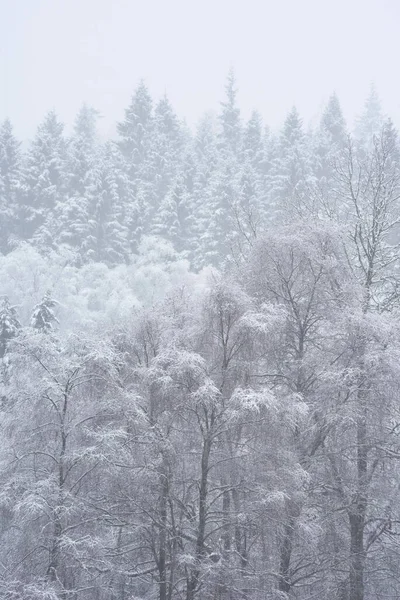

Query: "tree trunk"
left=158, top=459, right=169, bottom=600
left=278, top=516, right=296, bottom=595
left=348, top=409, right=367, bottom=600
left=186, top=430, right=212, bottom=600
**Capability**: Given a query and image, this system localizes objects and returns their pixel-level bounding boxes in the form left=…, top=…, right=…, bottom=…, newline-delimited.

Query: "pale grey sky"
left=1, top=0, right=399, bottom=140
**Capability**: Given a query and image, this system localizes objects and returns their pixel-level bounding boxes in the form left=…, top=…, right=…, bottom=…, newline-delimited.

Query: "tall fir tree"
left=117, top=81, right=155, bottom=252
left=191, top=114, right=219, bottom=268
left=0, top=297, right=20, bottom=359
left=0, top=120, right=22, bottom=252
left=151, top=171, right=192, bottom=256
left=84, top=141, right=130, bottom=265
left=30, top=291, right=59, bottom=333
left=196, top=157, right=239, bottom=268
left=56, top=104, right=99, bottom=260
left=242, top=110, right=265, bottom=170
left=238, top=110, right=267, bottom=237
left=117, top=80, right=154, bottom=175
left=311, top=93, right=347, bottom=214
left=355, top=84, right=383, bottom=151
left=22, top=111, right=66, bottom=244
left=146, top=94, right=184, bottom=233
left=267, top=107, right=312, bottom=222
left=218, top=69, right=242, bottom=156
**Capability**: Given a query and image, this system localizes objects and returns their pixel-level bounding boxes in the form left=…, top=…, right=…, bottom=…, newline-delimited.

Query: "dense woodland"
left=1, top=72, right=400, bottom=600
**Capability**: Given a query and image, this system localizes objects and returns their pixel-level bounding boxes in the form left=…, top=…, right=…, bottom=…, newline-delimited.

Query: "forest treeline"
left=0, top=71, right=388, bottom=268
left=1, top=73, right=400, bottom=600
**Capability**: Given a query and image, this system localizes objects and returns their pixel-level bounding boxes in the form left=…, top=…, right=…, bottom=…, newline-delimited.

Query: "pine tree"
left=152, top=94, right=183, bottom=191
left=320, top=93, right=347, bottom=148
left=117, top=82, right=155, bottom=252
left=151, top=172, right=192, bottom=255
left=239, top=110, right=267, bottom=237
left=190, top=114, right=219, bottom=267
left=355, top=84, right=383, bottom=151
left=22, top=111, right=66, bottom=244
left=0, top=296, right=21, bottom=358
left=267, top=107, right=311, bottom=222
left=117, top=80, right=154, bottom=174
left=30, top=291, right=59, bottom=333
left=56, top=105, right=99, bottom=260
left=312, top=93, right=347, bottom=211
left=146, top=94, right=183, bottom=233
left=0, top=120, right=22, bottom=252
left=84, top=141, right=130, bottom=265
left=196, top=156, right=239, bottom=267
left=218, top=69, right=242, bottom=156
left=242, top=111, right=264, bottom=168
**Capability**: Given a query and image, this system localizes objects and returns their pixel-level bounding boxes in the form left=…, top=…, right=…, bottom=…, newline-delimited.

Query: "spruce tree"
left=239, top=110, right=267, bottom=235
left=267, top=107, right=311, bottom=222
left=312, top=93, right=347, bottom=203
left=0, top=296, right=21, bottom=358
left=355, top=84, right=383, bottom=151
left=146, top=94, right=183, bottom=232
left=218, top=69, right=242, bottom=156
left=117, top=82, right=154, bottom=252
left=151, top=172, right=192, bottom=255
left=22, top=111, right=66, bottom=244
left=30, top=291, right=59, bottom=333
left=0, top=120, right=22, bottom=252
left=56, top=105, right=99, bottom=260
left=191, top=114, right=219, bottom=268
left=84, top=141, right=130, bottom=265
left=117, top=80, right=154, bottom=174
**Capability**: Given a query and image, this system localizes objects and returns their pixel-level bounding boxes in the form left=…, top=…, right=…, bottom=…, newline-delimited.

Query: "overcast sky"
left=1, top=0, right=399, bottom=140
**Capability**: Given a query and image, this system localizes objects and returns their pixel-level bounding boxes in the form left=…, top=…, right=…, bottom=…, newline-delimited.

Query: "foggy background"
left=1, top=0, right=399, bottom=140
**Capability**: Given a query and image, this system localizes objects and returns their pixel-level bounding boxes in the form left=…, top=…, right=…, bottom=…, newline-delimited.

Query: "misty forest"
left=1, top=72, right=400, bottom=600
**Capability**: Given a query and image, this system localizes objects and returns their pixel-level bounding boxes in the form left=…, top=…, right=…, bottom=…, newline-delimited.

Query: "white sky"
left=1, top=0, right=399, bottom=140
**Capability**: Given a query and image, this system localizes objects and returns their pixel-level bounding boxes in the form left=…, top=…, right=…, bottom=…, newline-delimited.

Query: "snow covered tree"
left=324, top=121, right=400, bottom=600
left=314, top=93, right=347, bottom=176
left=0, top=296, right=20, bottom=358
left=355, top=84, right=384, bottom=151
left=84, top=141, right=130, bottom=265
left=117, top=79, right=153, bottom=175
left=22, top=111, right=66, bottom=244
left=30, top=290, right=59, bottom=333
left=0, top=332, right=124, bottom=597
left=218, top=69, right=242, bottom=156
left=55, top=104, right=99, bottom=260
left=149, top=94, right=183, bottom=209
left=230, top=110, right=268, bottom=254
left=0, top=119, right=22, bottom=252
left=303, top=93, right=348, bottom=219
left=151, top=172, right=192, bottom=255
left=267, top=107, right=312, bottom=223
left=196, top=155, right=240, bottom=267
left=191, top=113, right=219, bottom=267
left=245, top=223, right=353, bottom=598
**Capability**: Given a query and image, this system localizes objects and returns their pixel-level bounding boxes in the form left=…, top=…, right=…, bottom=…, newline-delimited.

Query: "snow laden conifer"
left=117, top=79, right=154, bottom=176
left=355, top=84, right=384, bottom=152
left=22, top=111, right=66, bottom=245
left=30, top=291, right=59, bottom=333
left=0, top=296, right=21, bottom=358
left=267, top=106, right=312, bottom=223
left=84, top=141, right=130, bottom=265
left=218, top=68, right=242, bottom=156
left=0, top=119, right=22, bottom=252
left=148, top=94, right=184, bottom=226
left=117, top=81, right=154, bottom=251
left=307, top=93, right=348, bottom=218
left=314, top=93, right=347, bottom=179
left=56, top=104, right=99, bottom=261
